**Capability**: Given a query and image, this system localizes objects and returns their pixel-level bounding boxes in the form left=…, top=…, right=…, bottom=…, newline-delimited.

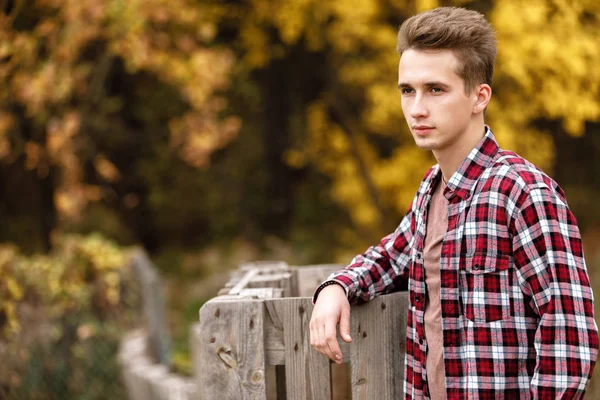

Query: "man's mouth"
left=413, top=125, right=435, bottom=135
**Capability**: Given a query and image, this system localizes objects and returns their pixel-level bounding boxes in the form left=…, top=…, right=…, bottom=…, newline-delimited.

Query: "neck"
left=433, top=121, right=486, bottom=183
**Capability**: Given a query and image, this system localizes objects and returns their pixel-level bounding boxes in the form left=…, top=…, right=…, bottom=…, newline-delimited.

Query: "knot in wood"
left=251, top=370, right=264, bottom=384
left=356, top=378, right=367, bottom=386
left=381, top=303, right=386, bottom=310
left=298, top=306, right=305, bottom=315
left=217, top=345, right=237, bottom=369
left=215, top=308, right=221, bottom=317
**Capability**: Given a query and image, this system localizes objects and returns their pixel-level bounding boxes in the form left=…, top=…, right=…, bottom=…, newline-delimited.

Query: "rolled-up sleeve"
left=313, top=205, right=414, bottom=305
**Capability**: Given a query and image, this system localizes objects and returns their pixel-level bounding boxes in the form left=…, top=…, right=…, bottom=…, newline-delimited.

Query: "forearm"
left=529, top=308, right=598, bottom=398
left=512, top=186, right=599, bottom=398
left=314, top=210, right=414, bottom=304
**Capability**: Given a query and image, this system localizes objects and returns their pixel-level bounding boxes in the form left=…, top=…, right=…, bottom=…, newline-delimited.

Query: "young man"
left=309, top=7, right=598, bottom=399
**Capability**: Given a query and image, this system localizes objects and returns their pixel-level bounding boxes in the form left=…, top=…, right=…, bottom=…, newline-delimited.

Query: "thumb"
left=339, top=306, right=352, bottom=343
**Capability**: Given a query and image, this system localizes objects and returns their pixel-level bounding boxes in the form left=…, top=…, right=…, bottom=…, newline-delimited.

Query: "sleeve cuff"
left=312, top=280, right=348, bottom=304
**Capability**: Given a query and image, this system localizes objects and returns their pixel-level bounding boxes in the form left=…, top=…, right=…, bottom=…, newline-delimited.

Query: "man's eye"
left=431, top=87, right=443, bottom=93
left=401, top=88, right=414, bottom=94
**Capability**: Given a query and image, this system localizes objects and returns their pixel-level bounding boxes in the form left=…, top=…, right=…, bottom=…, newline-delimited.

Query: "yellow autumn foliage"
left=0, top=234, right=129, bottom=338
left=4, top=0, right=598, bottom=252
left=219, top=0, right=599, bottom=251
left=2, top=0, right=239, bottom=219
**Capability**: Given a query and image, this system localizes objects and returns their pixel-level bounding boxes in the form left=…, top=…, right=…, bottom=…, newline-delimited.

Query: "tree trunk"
left=259, top=58, right=294, bottom=238
left=38, top=168, right=57, bottom=252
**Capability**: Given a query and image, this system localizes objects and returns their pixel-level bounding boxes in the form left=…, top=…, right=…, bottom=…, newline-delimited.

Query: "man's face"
left=398, top=49, right=478, bottom=152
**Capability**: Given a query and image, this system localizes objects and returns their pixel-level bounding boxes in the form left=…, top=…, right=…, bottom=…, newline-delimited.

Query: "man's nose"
left=410, top=95, right=428, bottom=118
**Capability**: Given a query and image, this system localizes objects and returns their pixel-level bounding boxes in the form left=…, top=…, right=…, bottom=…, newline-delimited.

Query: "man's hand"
left=309, top=284, right=352, bottom=364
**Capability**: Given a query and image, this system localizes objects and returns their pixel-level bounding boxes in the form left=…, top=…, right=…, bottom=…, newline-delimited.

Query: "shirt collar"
left=425, top=126, right=499, bottom=201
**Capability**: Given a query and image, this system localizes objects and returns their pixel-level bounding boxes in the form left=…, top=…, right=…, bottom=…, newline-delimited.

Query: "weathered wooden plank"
left=262, top=322, right=350, bottom=367
left=130, top=249, right=171, bottom=366
left=190, top=322, right=203, bottom=398
left=294, top=265, right=344, bottom=297
left=229, top=269, right=260, bottom=295
left=263, top=299, right=285, bottom=366
left=248, top=273, right=291, bottom=284
left=268, top=297, right=331, bottom=400
left=240, top=261, right=288, bottom=272
left=247, top=273, right=294, bottom=294
left=224, top=270, right=246, bottom=287
left=349, top=291, right=408, bottom=399
left=239, top=287, right=284, bottom=299
left=197, top=298, right=267, bottom=400
left=287, top=268, right=299, bottom=297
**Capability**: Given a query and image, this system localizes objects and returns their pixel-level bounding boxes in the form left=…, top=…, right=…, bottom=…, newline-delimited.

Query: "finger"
left=311, top=319, right=324, bottom=354
left=324, top=319, right=343, bottom=363
left=317, top=321, right=331, bottom=358
left=339, top=306, right=352, bottom=343
left=309, top=320, right=316, bottom=348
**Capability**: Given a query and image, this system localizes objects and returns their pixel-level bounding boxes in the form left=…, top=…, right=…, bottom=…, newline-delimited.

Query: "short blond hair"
left=396, top=7, right=497, bottom=93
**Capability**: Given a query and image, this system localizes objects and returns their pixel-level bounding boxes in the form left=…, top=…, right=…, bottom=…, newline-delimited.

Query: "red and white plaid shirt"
left=315, top=128, right=599, bottom=399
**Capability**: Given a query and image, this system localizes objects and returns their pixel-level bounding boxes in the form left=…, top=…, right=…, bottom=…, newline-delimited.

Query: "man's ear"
left=473, top=84, right=492, bottom=114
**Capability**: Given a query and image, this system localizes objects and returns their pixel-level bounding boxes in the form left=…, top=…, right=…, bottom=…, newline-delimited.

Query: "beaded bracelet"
left=313, top=280, right=345, bottom=303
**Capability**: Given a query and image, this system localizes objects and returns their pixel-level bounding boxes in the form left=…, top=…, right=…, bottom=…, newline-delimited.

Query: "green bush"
left=0, top=233, right=141, bottom=399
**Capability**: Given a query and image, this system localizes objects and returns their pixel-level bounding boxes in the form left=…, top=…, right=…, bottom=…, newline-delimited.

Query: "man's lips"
left=413, top=125, right=435, bottom=135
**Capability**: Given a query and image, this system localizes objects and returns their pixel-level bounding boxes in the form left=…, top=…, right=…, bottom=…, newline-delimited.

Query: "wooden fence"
left=194, top=262, right=409, bottom=400
left=119, top=259, right=409, bottom=399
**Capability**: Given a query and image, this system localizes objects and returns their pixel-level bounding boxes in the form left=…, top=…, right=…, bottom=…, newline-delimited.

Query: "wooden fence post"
left=130, top=249, right=171, bottom=366
left=349, top=292, right=408, bottom=399
left=267, top=297, right=332, bottom=400
left=197, top=298, right=268, bottom=399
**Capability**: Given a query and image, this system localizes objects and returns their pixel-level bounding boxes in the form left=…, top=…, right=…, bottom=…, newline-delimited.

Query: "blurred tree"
left=489, top=0, right=600, bottom=233
left=1, top=0, right=599, bottom=260
left=0, top=0, right=239, bottom=251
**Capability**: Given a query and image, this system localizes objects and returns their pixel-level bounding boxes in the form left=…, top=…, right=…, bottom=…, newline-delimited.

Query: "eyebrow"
left=397, top=81, right=450, bottom=90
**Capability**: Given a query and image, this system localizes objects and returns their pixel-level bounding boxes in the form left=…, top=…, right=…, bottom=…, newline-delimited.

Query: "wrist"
left=313, top=280, right=346, bottom=303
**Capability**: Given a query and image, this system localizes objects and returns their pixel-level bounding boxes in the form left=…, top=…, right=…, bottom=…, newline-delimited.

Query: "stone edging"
left=118, top=330, right=196, bottom=400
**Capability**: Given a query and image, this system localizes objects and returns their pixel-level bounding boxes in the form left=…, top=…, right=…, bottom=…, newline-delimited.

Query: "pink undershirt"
left=423, top=179, right=448, bottom=400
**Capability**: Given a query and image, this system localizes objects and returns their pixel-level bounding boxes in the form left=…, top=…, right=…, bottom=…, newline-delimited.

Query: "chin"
left=413, top=138, right=438, bottom=151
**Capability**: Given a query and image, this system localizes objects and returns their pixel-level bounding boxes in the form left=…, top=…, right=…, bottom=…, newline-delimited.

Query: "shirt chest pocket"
left=459, top=253, right=511, bottom=324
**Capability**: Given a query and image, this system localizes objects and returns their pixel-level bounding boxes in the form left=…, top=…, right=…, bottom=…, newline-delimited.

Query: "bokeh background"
left=1, top=0, right=600, bottom=398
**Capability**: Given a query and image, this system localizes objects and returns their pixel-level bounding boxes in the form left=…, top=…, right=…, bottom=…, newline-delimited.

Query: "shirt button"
left=474, top=264, right=480, bottom=270
left=415, top=296, right=421, bottom=303
left=417, top=253, right=422, bottom=260
left=419, top=338, right=424, bottom=345
left=465, top=192, right=471, bottom=199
